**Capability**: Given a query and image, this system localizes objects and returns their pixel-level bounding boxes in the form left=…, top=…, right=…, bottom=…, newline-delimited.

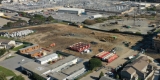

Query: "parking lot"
left=37, top=11, right=109, bottom=22
left=87, top=18, right=154, bottom=34
left=0, top=54, right=34, bottom=71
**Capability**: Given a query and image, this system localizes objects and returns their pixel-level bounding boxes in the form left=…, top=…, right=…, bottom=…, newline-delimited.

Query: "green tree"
left=6, top=22, right=13, bottom=27
left=46, top=16, right=54, bottom=21
left=33, top=73, right=45, bottom=80
left=10, top=75, right=25, bottom=80
left=0, top=72, right=7, bottom=80
left=89, top=58, right=102, bottom=70
left=99, top=71, right=104, bottom=79
left=83, top=19, right=96, bottom=25
left=0, top=49, right=6, bottom=56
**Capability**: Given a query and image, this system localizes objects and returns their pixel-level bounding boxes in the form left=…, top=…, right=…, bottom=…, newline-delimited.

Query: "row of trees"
left=28, top=14, right=54, bottom=25
left=83, top=17, right=108, bottom=25
left=3, top=13, right=55, bottom=28
left=0, top=73, right=24, bottom=80
left=3, top=20, right=28, bottom=28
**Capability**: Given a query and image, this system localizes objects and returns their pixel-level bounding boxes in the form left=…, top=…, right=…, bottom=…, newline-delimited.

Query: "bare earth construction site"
left=3, top=23, right=142, bottom=59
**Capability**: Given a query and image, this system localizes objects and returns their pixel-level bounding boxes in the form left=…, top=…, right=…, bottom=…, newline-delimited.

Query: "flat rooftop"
left=47, top=55, right=77, bottom=69
left=61, top=59, right=88, bottom=75
left=19, top=44, right=39, bottom=51
left=21, top=62, right=50, bottom=75
left=28, top=48, right=43, bottom=54
left=49, top=72, right=67, bottom=80
left=58, top=8, right=85, bottom=11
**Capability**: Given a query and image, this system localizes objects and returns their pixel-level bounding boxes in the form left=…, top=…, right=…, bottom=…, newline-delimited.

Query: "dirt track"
left=2, top=23, right=143, bottom=58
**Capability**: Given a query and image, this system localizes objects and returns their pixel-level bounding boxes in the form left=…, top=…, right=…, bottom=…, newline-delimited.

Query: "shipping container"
left=100, top=52, right=110, bottom=59
left=107, top=54, right=118, bottom=63
left=102, top=53, right=114, bottom=60
left=95, top=51, right=106, bottom=57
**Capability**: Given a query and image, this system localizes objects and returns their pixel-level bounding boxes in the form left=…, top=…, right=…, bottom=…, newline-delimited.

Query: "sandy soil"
left=2, top=23, right=143, bottom=59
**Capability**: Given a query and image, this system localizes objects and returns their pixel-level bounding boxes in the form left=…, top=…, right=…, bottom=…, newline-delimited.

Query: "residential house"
left=0, top=39, right=16, bottom=49
left=121, top=56, right=153, bottom=80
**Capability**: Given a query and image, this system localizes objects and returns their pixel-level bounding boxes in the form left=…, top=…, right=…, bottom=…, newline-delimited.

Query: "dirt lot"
left=3, top=23, right=143, bottom=58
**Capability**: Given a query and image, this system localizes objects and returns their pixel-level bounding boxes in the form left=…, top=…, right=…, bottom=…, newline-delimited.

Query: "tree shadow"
left=90, top=76, right=99, bottom=80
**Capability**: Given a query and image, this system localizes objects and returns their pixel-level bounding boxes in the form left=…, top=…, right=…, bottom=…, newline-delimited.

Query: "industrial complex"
left=0, top=0, right=160, bottom=80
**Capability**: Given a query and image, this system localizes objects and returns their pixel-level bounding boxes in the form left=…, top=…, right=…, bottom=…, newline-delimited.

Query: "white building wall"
left=38, top=54, right=58, bottom=65
left=51, top=58, right=78, bottom=72
left=42, top=70, right=51, bottom=75
left=8, top=40, right=16, bottom=46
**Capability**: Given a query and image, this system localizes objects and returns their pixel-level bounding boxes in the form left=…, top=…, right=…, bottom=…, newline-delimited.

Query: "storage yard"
left=0, top=23, right=143, bottom=58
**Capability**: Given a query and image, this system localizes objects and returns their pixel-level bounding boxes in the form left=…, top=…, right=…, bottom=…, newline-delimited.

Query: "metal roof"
left=37, top=53, right=58, bottom=61
left=28, top=48, right=43, bottom=54
left=61, top=59, right=88, bottom=75
left=59, top=8, right=85, bottom=11
left=19, top=44, right=39, bottom=51
left=48, top=55, right=77, bottom=69
left=21, top=62, right=50, bottom=75
left=49, top=72, right=67, bottom=80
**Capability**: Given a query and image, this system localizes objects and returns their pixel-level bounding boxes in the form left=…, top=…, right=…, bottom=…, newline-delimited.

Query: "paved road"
left=0, top=51, right=16, bottom=61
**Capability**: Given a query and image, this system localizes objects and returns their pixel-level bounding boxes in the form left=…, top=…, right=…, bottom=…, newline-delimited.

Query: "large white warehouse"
left=36, top=53, right=58, bottom=65
left=58, top=8, right=85, bottom=15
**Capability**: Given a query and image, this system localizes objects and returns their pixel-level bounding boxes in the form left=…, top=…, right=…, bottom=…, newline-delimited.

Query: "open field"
left=1, top=23, right=143, bottom=58
left=0, top=66, right=16, bottom=77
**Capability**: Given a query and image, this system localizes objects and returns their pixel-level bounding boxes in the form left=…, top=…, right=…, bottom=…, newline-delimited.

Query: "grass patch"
left=0, top=36, right=14, bottom=40
left=5, top=56, right=15, bottom=60
left=0, top=66, right=16, bottom=77
left=75, top=70, right=92, bottom=80
left=12, top=45, right=25, bottom=51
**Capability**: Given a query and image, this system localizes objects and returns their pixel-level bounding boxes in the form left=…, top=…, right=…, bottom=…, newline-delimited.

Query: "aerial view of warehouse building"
left=21, top=55, right=88, bottom=80
left=58, top=8, right=85, bottom=15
